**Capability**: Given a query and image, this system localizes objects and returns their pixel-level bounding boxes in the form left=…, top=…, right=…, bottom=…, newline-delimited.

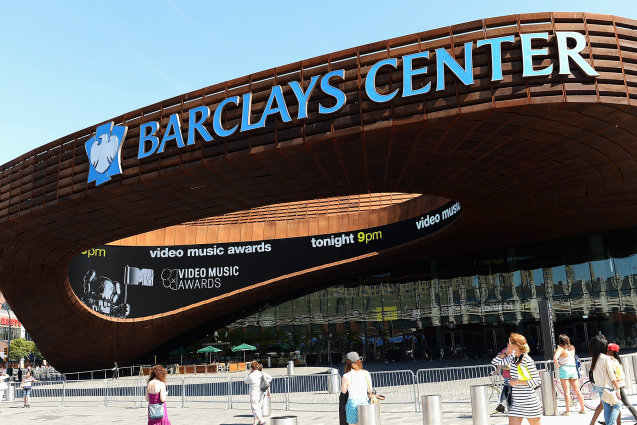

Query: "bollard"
left=287, top=360, right=294, bottom=376
left=421, top=395, right=443, bottom=425
left=540, top=370, right=556, bottom=415
left=262, top=394, right=271, bottom=417
left=632, top=356, right=637, bottom=393
left=6, top=383, right=14, bottom=401
left=271, top=416, right=297, bottom=425
left=328, top=368, right=340, bottom=394
left=470, top=385, right=490, bottom=425
left=624, top=358, right=634, bottom=395
left=267, top=356, right=272, bottom=368
left=358, top=403, right=381, bottom=425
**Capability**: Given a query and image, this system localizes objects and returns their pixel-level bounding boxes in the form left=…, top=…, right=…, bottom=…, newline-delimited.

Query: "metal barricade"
left=370, top=370, right=418, bottom=412
left=58, top=379, right=106, bottom=406
left=416, top=364, right=495, bottom=409
left=286, top=373, right=337, bottom=407
left=105, top=377, right=146, bottom=407
left=182, top=375, right=231, bottom=408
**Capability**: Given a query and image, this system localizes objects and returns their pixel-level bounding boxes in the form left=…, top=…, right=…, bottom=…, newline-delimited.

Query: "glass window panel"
left=591, top=259, right=615, bottom=293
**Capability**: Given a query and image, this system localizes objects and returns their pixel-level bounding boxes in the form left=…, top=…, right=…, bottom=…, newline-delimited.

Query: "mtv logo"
left=124, top=266, right=154, bottom=287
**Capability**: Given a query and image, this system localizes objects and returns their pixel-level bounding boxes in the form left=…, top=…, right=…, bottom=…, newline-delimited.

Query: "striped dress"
left=492, top=353, right=543, bottom=418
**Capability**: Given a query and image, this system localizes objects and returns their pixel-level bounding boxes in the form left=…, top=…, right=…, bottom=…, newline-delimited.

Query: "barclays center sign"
left=86, top=31, right=598, bottom=186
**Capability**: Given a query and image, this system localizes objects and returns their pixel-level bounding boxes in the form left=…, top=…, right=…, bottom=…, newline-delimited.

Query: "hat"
left=608, top=343, right=620, bottom=352
left=345, top=352, right=360, bottom=363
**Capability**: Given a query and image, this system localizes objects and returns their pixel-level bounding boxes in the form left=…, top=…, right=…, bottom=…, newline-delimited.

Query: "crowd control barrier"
left=7, top=352, right=637, bottom=414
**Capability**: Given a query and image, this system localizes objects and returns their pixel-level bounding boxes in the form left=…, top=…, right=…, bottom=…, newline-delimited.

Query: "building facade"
left=0, top=12, right=636, bottom=371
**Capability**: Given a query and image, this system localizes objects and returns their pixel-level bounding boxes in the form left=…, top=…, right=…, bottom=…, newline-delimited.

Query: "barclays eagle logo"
left=85, top=122, right=127, bottom=186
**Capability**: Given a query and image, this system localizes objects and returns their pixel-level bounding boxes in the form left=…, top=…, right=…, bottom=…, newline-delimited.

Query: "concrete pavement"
left=1, top=397, right=636, bottom=425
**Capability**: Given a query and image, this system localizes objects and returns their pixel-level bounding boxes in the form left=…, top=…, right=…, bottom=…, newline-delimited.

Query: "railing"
left=4, top=353, right=636, bottom=412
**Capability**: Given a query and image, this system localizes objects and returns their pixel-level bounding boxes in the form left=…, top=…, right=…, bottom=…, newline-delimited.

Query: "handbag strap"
left=605, top=357, right=618, bottom=390
left=364, top=370, right=373, bottom=394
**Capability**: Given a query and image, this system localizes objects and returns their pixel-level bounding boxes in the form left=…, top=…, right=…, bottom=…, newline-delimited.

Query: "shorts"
left=23, top=388, right=32, bottom=397
left=345, top=398, right=369, bottom=424
left=559, top=365, right=578, bottom=380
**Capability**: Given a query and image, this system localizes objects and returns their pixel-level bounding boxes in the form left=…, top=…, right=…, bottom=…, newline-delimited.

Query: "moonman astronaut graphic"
left=82, top=269, right=130, bottom=318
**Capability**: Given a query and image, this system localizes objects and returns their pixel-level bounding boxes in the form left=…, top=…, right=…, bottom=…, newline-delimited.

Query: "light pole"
left=2, top=302, right=11, bottom=370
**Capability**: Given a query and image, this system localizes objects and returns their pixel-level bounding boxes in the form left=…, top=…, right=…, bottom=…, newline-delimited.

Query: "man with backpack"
left=244, top=361, right=272, bottom=425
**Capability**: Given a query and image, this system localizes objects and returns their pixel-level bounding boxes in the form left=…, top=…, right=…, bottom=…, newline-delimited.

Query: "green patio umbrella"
left=197, top=345, right=222, bottom=363
left=231, top=343, right=257, bottom=362
left=168, top=346, right=189, bottom=364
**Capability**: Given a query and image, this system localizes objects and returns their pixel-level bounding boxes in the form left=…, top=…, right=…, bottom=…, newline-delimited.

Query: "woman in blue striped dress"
left=492, top=333, right=543, bottom=425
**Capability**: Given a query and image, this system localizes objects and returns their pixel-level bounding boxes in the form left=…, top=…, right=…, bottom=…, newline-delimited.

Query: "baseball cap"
left=608, top=343, right=620, bottom=352
left=345, top=352, right=360, bottom=362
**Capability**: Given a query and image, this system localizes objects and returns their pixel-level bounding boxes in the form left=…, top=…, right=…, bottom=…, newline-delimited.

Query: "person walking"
left=491, top=333, right=542, bottom=425
left=553, top=334, right=586, bottom=415
left=0, top=369, right=8, bottom=402
left=146, top=365, right=171, bottom=425
left=19, top=370, right=38, bottom=407
left=607, top=343, right=637, bottom=422
left=244, top=361, right=272, bottom=425
left=589, top=335, right=621, bottom=425
left=341, top=352, right=372, bottom=425
left=112, top=361, right=119, bottom=379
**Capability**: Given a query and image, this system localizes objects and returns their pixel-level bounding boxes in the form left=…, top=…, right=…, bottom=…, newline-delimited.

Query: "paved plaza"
left=1, top=363, right=636, bottom=424
left=1, top=397, right=637, bottom=425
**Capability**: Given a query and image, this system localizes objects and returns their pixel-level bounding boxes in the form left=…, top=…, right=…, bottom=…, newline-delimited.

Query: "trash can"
left=358, top=403, right=381, bottom=425
left=272, top=416, right=297, bottom=425
left=422, top=395, right=443, bottom=425
left=469, top=385, right=489, bottom=425
left=287, top=360, right=294, bottom=376
left=328, top=368, right=340, bottom=394
left=540, top=370, right=556, bottom=415
left=262, top=394, right=271, bottom=417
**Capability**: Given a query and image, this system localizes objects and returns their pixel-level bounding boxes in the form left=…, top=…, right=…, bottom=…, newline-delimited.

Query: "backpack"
left=259, top=373, right=270, bottom=392
left=574, top=354, right=582, bottom=378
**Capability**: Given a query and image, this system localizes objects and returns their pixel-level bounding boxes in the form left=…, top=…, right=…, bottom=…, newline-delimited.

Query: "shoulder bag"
left=148, top=402, right=164, bottom=419
left=601, top=357, right=620, bottom=405
left=259, top=372, right=271, bottom=392
left=364, top=371, right=385, bottom=404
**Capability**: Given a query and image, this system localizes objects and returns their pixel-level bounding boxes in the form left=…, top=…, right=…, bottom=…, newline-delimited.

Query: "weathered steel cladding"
left=0, top=13, right=636, bottom=371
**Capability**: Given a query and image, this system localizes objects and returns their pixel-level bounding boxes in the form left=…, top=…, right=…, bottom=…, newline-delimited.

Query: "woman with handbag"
left=244, top=361, right=272, bottom=425
left=341, top=352, right=372, bottom=425
left=589, top=335, right=621, bottom=425
left=146, top=365, right=171, bottom=425
left=491, top=333, right=543, bottom=425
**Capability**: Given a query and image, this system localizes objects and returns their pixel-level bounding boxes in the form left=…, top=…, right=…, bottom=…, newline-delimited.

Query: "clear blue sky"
left=0, top=1, right=634, bottom=165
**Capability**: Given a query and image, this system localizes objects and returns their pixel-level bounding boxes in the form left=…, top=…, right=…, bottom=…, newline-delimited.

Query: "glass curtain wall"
left=222, top=229, right=637, bottom=363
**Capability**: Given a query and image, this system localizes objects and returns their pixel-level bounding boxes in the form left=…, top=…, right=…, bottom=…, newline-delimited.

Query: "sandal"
left=560, top=411, right=570, bottom=416
left=579, top=410, right=586, bottom=414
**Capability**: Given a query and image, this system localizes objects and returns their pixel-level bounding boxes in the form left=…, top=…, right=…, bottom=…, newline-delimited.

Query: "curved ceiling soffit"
left=0, top=12, right=635, bottom=370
